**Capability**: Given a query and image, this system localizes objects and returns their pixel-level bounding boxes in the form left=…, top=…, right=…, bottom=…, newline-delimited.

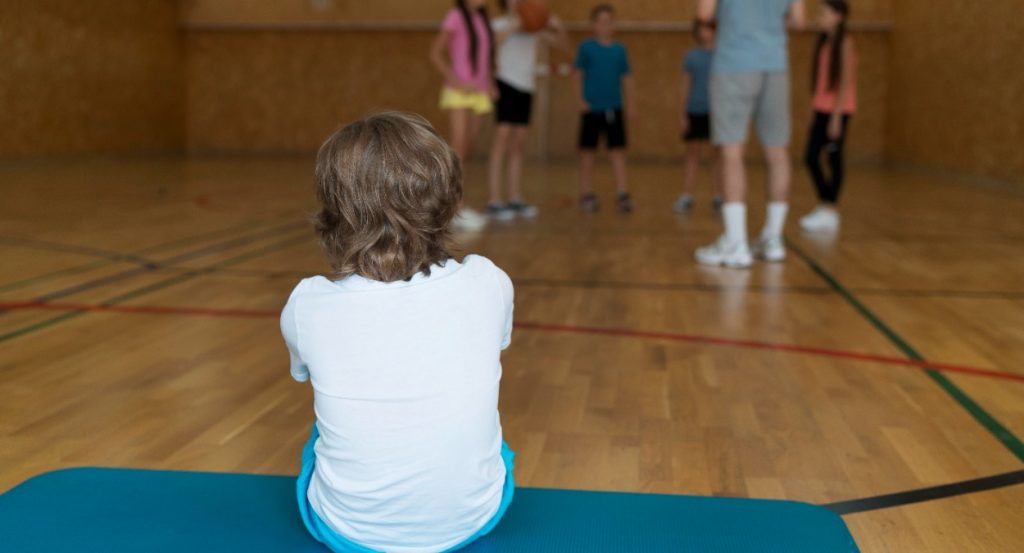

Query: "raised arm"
left=787, top=0, right=806, bottom=30
left=542, top=15, right=571, bottom=53
left=697, top=0, right=717, bottom=23
left=493, top=17, right=521, bottom=46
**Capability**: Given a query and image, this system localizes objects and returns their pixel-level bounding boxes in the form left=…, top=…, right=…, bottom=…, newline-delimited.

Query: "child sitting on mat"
left=281, top=111, right=516, bottom=553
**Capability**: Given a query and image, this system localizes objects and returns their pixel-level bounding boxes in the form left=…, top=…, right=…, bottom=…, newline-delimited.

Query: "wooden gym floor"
left=1, top=156, right=1023, bottom=551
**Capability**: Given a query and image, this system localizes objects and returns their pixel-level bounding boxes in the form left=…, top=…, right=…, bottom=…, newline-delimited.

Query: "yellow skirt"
left=439, top=87, right=493, bottom=115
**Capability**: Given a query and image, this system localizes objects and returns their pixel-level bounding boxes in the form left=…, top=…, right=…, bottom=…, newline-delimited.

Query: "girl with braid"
left=431, top=0, right=497, bottom=231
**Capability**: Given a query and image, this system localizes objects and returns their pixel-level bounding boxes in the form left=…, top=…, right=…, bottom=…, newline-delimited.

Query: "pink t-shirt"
left=812, top=42, right=857, bottom=114
left=442, top=9, right=492, bottom=93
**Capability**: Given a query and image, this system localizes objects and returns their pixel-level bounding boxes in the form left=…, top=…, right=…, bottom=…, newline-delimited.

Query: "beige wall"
left=0, top=0, right=184, bottom=157
left=887, top=0, right=1024, bottom=181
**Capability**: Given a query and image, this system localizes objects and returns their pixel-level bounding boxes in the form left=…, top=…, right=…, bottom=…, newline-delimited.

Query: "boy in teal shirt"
left=573, top=4, right=634, bottom=213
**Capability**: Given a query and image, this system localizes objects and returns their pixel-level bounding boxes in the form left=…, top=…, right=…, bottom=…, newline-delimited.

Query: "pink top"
left=812, top=41, right=857, bottom=114
left=442, top=9, right=492, bottom=93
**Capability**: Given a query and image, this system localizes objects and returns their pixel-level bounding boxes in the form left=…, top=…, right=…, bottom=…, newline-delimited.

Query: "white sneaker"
left=753, top=235, right=786, bottom=262
left=453, top=207, right=489, bottom=232
left=695, top=235, right=753, bottom=268
left=799, top=206, right=840, bottom=232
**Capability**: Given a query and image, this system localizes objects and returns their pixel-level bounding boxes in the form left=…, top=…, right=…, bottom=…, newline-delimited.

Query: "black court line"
left=0, top=237, right=160, bottom=267
left=9, top=235, right=1024, bottom=301
left=0, top=217, right=296, bottom=294
left=0, top=233, right=309, bottom=344
left=823, top=469, right=1024, bottom=515
left=32, top=221, right=304, bottom=303
left=118, top=269, right=1024, bottom=302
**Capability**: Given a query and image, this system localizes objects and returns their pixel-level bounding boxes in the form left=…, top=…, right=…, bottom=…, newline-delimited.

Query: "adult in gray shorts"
left=695, top=0, right=805, bottom=268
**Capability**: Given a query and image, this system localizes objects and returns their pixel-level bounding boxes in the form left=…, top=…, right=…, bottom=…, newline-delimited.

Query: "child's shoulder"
left=462, top=254, right=512, bottom=289
left=284, top=275, right=331, bottom=303
left=461, top=254, right=506, bottom=277
left=441, top=8, right=463, bottom=31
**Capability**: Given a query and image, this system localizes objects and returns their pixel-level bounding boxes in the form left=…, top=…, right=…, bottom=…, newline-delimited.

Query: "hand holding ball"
left=516, top=0, right=550, bottom=33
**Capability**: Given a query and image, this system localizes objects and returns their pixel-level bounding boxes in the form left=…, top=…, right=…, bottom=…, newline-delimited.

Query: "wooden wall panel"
left=184, top=31, right=444, bottom=154
left=184, top=29, right=887, bottom=163
left=887, top=0, right=1024, bottom=182
left=180, top=0, right=892, bottom=25
left=0, top=0, right=184, bottom=157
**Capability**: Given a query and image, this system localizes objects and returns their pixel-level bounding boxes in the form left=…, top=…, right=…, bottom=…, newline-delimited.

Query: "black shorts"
left=682, top=112, right=711, bottom=142
left=495, top=80, right=534, bottom=125
left=579, top=109, right=627, bottom=150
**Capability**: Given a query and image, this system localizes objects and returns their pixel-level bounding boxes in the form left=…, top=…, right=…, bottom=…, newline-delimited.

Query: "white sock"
left=763, top=201, right=789, bottom=239
left=722, top=202, right=747, bottom=245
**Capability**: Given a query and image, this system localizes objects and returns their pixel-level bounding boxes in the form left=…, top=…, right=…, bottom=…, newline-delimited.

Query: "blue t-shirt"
left=683, top=48, right=713, bottom=114
left=713, top=0, right=796, bottom=72
left=574, top=39, right=631, bottom=111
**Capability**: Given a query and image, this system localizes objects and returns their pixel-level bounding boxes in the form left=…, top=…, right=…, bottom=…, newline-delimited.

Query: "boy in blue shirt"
left=574, top=4, right=634, bottom=213
left=674, top=19, right=722, bottom=213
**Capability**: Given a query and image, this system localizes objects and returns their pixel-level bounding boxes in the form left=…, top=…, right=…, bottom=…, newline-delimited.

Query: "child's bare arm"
left=696, top=0, right=717, bottom=22
left=573, top=70, right=589, bottom=111
left=542, top=15, right=571, bottom=53
left=622, top=74, right=636, bottom=123
left=829, top=36, right=856, bottom=139
left=430, top=31, right=466, bottom=90
left=495, top=17, right=521, bottom=45
left=679, top=72, right=692, bottom=132
left=787, top=0, right=807, bottom=30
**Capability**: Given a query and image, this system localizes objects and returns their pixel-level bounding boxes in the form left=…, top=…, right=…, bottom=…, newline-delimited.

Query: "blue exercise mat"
left=0, top=467, right=859, bottom=552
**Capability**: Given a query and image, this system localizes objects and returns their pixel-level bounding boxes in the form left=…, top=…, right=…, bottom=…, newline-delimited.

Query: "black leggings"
left=804, top=111, right=851, bottom=204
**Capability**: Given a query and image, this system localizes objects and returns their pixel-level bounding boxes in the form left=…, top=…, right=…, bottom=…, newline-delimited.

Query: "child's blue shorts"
left=296, top=423, right=516, bottom=553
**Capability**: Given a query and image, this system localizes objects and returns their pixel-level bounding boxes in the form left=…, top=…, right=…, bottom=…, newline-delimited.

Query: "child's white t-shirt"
left=281, top=255, right=513, bottom=553
left=493, top=16, right=540, bottom=92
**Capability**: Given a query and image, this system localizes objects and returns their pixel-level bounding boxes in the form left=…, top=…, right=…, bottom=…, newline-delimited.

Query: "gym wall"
left=887, top=0, right=1024, bottom=182
left=0, top=0, right=183, bottom=158
left=180, top=0, right=890, bottom=163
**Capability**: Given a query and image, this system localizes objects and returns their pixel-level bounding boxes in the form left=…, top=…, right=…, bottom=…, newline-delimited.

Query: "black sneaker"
left=580, top=193, right=600, bottom=213
left=506, top=200, right=539, bottom=219
left=486, top=203, right=515, bottom=221
left=616, top=192, right=634, bottom=213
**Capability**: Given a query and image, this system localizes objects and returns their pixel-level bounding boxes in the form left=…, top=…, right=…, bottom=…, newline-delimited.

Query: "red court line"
left=3, top=300, right=1022, bottom=384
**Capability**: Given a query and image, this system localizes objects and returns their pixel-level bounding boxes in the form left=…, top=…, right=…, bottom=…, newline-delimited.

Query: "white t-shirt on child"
left=493, top=16, right=540, bottom=92
left=281, top=255, right=513, bottom=553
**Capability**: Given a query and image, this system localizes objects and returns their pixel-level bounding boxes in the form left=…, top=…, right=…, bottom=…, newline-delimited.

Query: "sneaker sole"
left=695, top=254, right=754, bottom=269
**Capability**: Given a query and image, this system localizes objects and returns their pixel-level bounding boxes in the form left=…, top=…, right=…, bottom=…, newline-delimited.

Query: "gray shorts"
left=710, top=71, right=791, bottom=146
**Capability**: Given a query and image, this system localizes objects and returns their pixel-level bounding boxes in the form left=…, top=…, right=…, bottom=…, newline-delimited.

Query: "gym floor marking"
left=787, top=237, right=1024, bottom=463
left=0, top=231, right=309, bottom=344
left=3, top=299, right=1022, bottom=385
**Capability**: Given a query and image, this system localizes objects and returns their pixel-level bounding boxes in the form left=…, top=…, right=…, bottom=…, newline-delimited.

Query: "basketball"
left=517, top=0, right=550, bottom=33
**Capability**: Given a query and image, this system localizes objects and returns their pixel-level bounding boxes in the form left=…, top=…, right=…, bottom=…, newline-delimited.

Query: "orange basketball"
left=517, top=0, right=550, bottom=33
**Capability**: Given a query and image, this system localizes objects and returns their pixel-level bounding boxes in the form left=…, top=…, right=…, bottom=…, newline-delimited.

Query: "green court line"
left=786, top=237, right=1024, bottom=463
left=0, top=233, right=308, bottom=345
left=0, top=217, right=292, bottom=294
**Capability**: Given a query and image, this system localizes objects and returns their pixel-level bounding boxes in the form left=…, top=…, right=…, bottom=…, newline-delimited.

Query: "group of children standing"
left=430, top=0, right=857, bottom=254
